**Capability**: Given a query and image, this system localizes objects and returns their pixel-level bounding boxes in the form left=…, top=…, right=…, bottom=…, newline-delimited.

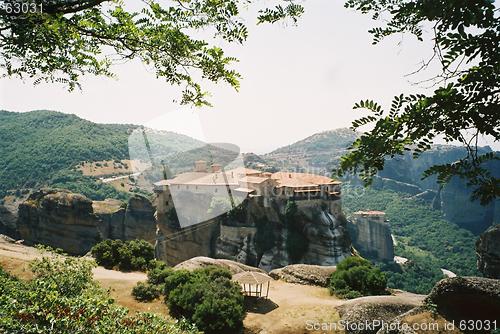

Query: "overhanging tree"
left=0, top=0, right=303, bottom=106
left=338, top=0, right=499, bottom=204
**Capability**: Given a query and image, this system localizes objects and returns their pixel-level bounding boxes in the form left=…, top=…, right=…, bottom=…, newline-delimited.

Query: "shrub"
left=91, top=239, right=123, bottom=269
left=147, top=260, right=174, bottom=286
left=164, top=266, right=245, bottom=334
left=164, top=269, right=195, bottom=296
left=91, top=239, right=155, bottom=272
left=132, top=282, right=161, bottom=302
left=329, top=256, right=387, bottom=299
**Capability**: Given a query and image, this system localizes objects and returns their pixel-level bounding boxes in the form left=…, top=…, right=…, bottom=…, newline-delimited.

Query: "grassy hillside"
left=0, top=110, right=202, bottom=200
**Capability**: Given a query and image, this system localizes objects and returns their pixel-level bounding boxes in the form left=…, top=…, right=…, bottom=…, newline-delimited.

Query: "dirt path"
left=244, top=280, right=345, bottom=334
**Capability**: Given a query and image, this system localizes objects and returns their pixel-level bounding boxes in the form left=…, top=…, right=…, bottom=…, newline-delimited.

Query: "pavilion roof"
left=232, top=271, right=272, bottom=285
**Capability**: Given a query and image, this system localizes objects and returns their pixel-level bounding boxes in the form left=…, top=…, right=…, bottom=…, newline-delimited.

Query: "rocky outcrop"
left=93, top=199, right=126, bottom=239
left=440, top=177, right=496, bottom=234
left=156, top=196, right=352, bottom=269
left=476, top=224, right=500, bottom=278
left=349, top=211, right=394, bottom=261
left=269, top=264, right=336, bottom=287
left=123, top=195, right=156, bottom=243
left=375, top=307, right=458, bottom=334
left=426, top=276, right=500, bottom=321
left=216, top=199, right=350, bottom=270
left=301, top=211, right=351, bottom=266
left=0, top=197, right=21, bottom=239
left=156, top=219, right=220, bottom=266
left=381, top=147, right=499, bottom=234
left=174, top=256, right=265, bottom=274
left=17, top=189, right=157, bottom=255
left=18, top=189, right=102, bottom=255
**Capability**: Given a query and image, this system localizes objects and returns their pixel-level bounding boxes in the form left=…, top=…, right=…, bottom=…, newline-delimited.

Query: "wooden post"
left=266, top=280, right=270, bottom=299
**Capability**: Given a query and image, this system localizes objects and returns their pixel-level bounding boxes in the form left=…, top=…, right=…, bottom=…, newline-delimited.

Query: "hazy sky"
left=0, top=0, right=496, bottom=153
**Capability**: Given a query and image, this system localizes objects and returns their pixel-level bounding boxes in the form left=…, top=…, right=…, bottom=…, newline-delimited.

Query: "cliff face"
left=440, top=177, right=496, bottom=234
left=17, top=189, right=156, bottom=255
left=156, top=196, right=352, bottom=270
left=0, top=195, right=25, bottom=238
left=380, top=147, right=500, bottom=234
left=123, top=195, right=156, bottom=243
left=18, top=189, right=102, bottom=255
left=156, top=220, right=220, bottom=266
left=476, top=224, right=500, bottom=279
left=348, top=212, right=394, bottom=261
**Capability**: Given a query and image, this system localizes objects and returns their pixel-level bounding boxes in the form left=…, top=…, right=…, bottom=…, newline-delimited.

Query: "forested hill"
left=0, top=110, right=202, bottom=199
left=264, top=128, right=358, bottom=172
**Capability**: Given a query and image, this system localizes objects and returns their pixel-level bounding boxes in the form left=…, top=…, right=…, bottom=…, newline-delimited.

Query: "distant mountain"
left=262, top=127, right=499, bottom=233
left=264, top=128, right=358, bottom=172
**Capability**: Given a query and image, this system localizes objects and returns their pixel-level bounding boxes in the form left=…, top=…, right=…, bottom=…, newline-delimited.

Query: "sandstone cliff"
left=18, top=189, right=102, bottom=255
left=348, top=211, right=394, bottom=262
left=123, top=195, right=156, bottom=243
left=476, top=224, right=500, bottom=279
left=0, top=195, right=24, bottom=239
left=156, top=196, right=352, bottom=270
left=17, top=189, right=157, bottom=255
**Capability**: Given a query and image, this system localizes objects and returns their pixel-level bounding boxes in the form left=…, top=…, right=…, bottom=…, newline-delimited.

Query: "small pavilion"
left=232, top=271, right=272, bottom=299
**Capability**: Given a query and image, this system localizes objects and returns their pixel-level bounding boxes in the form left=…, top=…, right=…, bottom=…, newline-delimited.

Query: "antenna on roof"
left=207, top=144, right=235, bottom=210
left=141, top=128, right=171, bottom=180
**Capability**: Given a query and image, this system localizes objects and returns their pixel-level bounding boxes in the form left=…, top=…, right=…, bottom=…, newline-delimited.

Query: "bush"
left=0, top=255, right=197, bottom=334
left=164, top=266, right=245, bottom=334
left=132, top=282, right=161, bottom=302
left=91, top=239, right=122, bottom=269
left=329, top=257, right=387, bottom=299
left=91, top=239, right=155, bottom=272
left=147, top=260, right=174, bottom=286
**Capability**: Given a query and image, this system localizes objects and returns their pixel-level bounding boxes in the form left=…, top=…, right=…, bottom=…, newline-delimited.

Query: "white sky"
left=0, top=0, right=497, bottom=153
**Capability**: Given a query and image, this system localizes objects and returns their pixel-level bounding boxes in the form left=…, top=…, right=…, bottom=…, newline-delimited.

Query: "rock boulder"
left=426, top=276, right=500, bottom=321
left=269, top=264, right=336, bottom=287
left=336, top=294, right=425, bottom=334
left=174, top=256, right=265, bottom=275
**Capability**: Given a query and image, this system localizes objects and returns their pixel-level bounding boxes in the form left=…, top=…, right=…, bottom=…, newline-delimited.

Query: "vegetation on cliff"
left=91, top=239, right=155, bottom=272
left=0, top=255, right=197, bottom=333
left=329, top=257, right=387, bottom=299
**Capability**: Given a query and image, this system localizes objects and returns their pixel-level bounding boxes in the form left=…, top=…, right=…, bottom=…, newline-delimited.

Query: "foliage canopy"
left=329, top=256, right=388, bottom=299
left=163, top=266, right=245, bottom=334
left=91, top=239, right=155, bottom=272
left=339, top=0, right=499, bottom=204
left=0, top=0, right=303, bottom=106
